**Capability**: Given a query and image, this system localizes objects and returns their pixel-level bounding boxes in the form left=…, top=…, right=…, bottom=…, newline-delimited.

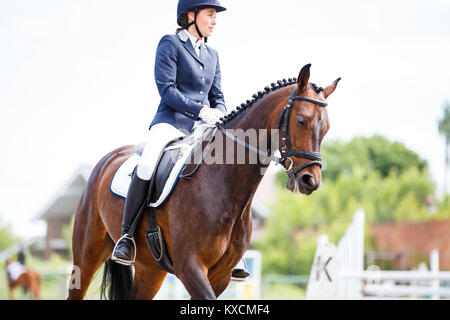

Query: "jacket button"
left=201, top=78, right=205, bottom=82
left=200, top=66, right=203, bottom=70
left=200, top=91, right=204, bottom=95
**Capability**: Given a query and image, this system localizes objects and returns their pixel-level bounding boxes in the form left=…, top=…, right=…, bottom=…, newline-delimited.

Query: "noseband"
left=276, top=86, right=327, bottom=178
left=217, top=85, right=327, bottom=177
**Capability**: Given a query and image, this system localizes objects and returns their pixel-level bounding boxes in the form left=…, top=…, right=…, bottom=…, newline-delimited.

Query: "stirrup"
left=111, top=233, right=137, bottom=266
left=231, top=258, right=250, bottom=283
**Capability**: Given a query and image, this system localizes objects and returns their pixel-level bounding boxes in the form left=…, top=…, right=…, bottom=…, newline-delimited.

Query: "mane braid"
left=310, top=83, right=324, bottom=94
left=218, top=77, right=298, bottom=126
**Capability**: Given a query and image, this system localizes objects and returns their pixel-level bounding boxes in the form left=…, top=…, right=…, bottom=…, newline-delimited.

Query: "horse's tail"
left=100, top=259, right=133, bottom=300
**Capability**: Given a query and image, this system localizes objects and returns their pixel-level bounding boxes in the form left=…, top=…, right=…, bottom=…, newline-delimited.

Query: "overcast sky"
left=1, top=0, right=450, bottom=238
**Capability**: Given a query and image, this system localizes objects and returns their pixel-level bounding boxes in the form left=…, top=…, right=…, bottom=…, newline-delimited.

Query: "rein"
left=217, top=85, right=327, bottom=177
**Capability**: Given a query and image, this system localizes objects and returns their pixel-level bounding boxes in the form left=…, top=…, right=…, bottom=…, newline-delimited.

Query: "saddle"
left=110, top=123, right=218, bottom=273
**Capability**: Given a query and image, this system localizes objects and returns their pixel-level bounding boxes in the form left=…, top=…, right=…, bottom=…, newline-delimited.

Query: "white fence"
left=307, top=209, right=450, bottom=300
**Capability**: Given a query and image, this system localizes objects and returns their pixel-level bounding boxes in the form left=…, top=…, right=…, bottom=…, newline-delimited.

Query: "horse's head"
left=280, top=64, right=340, bottom=195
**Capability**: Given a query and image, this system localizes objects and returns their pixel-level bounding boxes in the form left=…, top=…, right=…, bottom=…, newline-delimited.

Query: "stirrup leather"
left=111, top=233, right=137, bottom=266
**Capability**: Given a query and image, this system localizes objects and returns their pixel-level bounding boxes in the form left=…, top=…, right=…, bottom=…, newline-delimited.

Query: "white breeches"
left=136, top=123, right=186, bottom=180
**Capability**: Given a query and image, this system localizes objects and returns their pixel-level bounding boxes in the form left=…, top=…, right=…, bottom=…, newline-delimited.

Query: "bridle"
left=217, top=85, right=328, bottom=177
left=276, top=86, right=328, bottom=178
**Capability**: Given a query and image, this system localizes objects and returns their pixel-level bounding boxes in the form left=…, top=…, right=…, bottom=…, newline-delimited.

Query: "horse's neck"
left=227, top=85, right=291, bottom=132
left=220, top=86, right=291, bottom=207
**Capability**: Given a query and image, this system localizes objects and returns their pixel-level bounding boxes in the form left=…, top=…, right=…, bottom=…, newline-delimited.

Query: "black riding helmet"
left=177, top=0, right=227, bottom=42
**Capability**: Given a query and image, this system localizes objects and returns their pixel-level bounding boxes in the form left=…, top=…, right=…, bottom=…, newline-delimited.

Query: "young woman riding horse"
left=110, top=0, right=248, bottom=279
left=68, top=1, right=340, bottom=300
left=5, top=258, right=41, bottom=300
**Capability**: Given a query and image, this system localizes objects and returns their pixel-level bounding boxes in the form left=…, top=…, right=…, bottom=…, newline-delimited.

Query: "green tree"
left=0, top=216, right=19, bottom=252
left=259, top=135, right=444, bottom=275
left=322, top=135, right=427, bottom=180
left=257, top=167, right=440, bottom=275
left=438, top=100, right=450, bottom=191
left=276, top=135, right=427, bottom=186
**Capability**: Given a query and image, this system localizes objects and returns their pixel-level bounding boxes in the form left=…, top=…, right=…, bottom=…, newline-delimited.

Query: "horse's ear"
left=297, top=64, right=311, bottom=93
left=324, top=78, right=341, bottom=98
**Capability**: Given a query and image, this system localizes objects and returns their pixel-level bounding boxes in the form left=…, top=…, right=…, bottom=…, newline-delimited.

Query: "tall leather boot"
left=112, top=171, right=150, bottom=266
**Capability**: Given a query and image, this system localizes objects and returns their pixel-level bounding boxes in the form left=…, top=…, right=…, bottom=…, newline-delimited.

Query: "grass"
left=261, top=282, right=306, bottom=300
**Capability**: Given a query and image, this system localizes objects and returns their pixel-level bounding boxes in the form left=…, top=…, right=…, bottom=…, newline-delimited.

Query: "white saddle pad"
left=110, top=146, right=195, bottom=208
left=110, top=123, right=216, bottom=208
left=7, top=262, right=26, bottom=282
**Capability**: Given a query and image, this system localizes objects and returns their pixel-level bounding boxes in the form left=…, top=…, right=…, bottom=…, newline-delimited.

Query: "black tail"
left=100, top=259, right=133, bottom=300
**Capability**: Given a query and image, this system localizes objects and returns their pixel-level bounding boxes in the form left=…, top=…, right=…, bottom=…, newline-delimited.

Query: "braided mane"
left=218, top=78, right=324, bottom=126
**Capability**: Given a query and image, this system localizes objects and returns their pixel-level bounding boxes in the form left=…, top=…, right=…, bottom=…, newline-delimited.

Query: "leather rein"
left=217, top=85, right=328, bottom=177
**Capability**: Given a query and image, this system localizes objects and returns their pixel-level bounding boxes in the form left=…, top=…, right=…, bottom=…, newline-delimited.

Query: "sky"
left=1, top=0, right=450, bottom=239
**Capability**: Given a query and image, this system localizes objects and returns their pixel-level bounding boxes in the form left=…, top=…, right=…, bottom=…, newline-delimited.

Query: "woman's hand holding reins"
left=198, top=106, right=224, bottom=125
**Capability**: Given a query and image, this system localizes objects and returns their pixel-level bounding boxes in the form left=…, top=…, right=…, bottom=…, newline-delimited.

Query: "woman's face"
left=188, top=8, right=217, bottom=38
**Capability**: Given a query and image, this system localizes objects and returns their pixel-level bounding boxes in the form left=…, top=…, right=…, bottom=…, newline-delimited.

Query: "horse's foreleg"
left=176, top=257, right=217, bottom=300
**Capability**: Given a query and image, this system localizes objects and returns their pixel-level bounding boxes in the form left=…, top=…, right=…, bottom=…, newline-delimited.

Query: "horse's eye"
left=296, top=115, right=306, bottom=128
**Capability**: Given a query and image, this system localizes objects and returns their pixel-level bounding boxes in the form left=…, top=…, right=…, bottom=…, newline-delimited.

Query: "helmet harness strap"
left=182, top=9, right=208, bottom=43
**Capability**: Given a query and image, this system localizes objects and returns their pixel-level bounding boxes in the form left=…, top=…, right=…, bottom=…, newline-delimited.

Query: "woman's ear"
left=187, top=11, right=195, bottom=23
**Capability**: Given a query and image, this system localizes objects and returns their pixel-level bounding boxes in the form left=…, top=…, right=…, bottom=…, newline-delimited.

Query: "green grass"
left=261, top=282, right=306, bottom=300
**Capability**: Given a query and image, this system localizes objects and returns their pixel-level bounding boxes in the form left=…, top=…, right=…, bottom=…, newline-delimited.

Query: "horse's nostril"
left=301, top=174, right=315, bottom=189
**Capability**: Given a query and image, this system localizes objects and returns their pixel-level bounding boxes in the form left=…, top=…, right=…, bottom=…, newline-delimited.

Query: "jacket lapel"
left=199, top=44, right=209, bottom=65
left=183, top=40, right=204, bottom=65
left=179, top=31, right=207, bottom=66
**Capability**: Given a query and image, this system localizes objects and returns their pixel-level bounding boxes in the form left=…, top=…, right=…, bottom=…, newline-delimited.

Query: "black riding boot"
left=112, top=171, right=150, bottom=266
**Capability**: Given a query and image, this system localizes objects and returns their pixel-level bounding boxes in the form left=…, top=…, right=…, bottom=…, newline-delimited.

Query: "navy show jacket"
left=150, top=31, right=227, bottom=133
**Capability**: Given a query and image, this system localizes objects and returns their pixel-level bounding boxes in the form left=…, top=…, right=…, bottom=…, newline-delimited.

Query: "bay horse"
left=68, top=64, right=340, bottom=300
left=5, top=259, right=41, bottom=300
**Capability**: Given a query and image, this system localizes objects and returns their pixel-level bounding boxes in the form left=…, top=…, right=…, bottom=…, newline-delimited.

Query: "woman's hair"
left=176, top=12, right=189, bottom=34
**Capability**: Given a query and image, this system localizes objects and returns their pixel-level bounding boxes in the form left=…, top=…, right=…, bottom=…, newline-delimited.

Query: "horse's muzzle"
left=287, top=172, right=321, bottom=195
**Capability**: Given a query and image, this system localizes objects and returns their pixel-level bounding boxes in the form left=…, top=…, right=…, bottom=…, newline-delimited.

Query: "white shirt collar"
left=179, top=29, right=204, bottom=56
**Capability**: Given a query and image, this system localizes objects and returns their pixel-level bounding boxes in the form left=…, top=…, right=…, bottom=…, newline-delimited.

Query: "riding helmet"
left=177, top=0, right=227, bottom=26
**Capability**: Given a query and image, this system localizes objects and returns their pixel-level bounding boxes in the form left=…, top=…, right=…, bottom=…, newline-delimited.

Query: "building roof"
left=0, top=237, right=42, bottom=263
left=34, top=164, right=92, bottom=220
